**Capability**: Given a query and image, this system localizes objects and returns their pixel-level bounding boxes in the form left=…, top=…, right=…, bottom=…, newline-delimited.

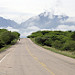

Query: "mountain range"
left=0, top=11, right=75, bottom=37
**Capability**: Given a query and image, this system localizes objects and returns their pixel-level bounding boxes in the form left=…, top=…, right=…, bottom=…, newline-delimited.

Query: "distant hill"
left=0, top=11, right=75, bottom=37
left=20, top=12, right=75, bottom=29
left=0, top=17, right=19, bottom=28
left=0, top=12, right=75, bottom=29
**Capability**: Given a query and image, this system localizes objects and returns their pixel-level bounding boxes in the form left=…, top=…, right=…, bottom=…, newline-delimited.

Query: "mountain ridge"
left=0, top=12, right=75, bottom=37
left=20, top=12, right=73, bottom=29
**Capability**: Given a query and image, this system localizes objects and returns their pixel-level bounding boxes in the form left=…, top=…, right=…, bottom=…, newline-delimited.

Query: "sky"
left=0, top=0, right=75, bottom=23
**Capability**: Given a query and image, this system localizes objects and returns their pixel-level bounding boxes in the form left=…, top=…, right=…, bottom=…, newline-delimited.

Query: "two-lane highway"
left=0, top=38, right=75, bottom=75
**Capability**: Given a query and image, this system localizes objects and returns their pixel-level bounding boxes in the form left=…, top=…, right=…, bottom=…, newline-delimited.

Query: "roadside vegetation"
left=27, top=31, right=75, bottom=58
left=0, top=29, right=20, bottom=52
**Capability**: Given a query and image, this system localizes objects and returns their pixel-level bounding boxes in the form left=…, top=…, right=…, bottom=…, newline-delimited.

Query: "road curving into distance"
left=0, top=38, right=75, bottom=75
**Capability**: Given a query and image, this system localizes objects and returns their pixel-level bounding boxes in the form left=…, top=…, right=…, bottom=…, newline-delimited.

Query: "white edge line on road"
left=0, top=48, right=15, bottom=63
left=0, top=52, right=10, bottom=63
left=0, top=46, right=16, bottom=63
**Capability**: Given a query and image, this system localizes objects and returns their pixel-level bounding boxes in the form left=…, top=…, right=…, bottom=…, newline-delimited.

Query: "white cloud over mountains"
left=21, top=25, right=75, bottom=37
left=0, top=25, right=75, bottom=38
left=65, top=18, right=75, bottom=23
left=60, top=17, right=75, bottom=23
left=0, top=26, right=19, bottom=32
left=52, top=25, right=75, bottom=31
left=21, top=26, right=40, bottom=37
left=6, top=27, right=19, bottom=32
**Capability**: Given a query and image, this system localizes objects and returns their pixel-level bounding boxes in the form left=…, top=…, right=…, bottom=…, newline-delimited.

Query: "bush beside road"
left=0, top=29, right=20, bottom=52
left=28, top=31, right=75, bottom=58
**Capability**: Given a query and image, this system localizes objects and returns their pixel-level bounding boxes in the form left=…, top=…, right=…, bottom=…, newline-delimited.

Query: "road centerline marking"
left=25, top=41, right=55, bottom=75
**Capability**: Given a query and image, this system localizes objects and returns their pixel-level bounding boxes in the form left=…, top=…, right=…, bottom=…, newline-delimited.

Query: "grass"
left=30, top=38, right=75, bottom=59
left=0, top=45, right=11, bottom=53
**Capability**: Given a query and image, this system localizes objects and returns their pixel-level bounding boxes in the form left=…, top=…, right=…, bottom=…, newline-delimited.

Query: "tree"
left=71, top=31, right=75, bottom=40
left=0, top=36, right=4, bottom=48
left=52, top=40, right=63, bottom=49
left=1, top=31, right=11, bottom=44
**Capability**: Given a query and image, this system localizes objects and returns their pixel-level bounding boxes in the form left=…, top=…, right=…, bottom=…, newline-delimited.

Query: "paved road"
left=0, top=38, right=75, bottom=75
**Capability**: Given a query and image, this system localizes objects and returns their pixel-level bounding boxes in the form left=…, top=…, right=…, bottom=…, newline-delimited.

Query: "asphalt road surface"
left=0, top=38, right=75, bottom=75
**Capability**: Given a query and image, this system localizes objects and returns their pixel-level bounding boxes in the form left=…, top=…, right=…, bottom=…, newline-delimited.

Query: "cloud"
left=0, top=25, right=40, bottom=38
left=0, top=27, right=4, bottom=29
left=28, top=22, right=35, bottom=26
left=0, top=0, right=75, bottom=24
left=0, top=25, right=75, bottom=38
left=21, top=32, right=31, bottom=38
left=6, top=27, right=19, bottom=32
left=21, top=25, right=75, bottom=38
left=52, top=25, right=75, bottom=31
left=21, top=26, right=40, bottom=37
left=0, top=26, right=19, bottom=32
left=31, top=16, right=40, bottom=21
left=55, top=0, right=62, bottom=7
left=60, top=17, right=75, bottom=24
left=27, top=26, right=40, bottom=31
left=65, top=18, right=75, bottom=23
left=0, top=6, right=35, bottom=23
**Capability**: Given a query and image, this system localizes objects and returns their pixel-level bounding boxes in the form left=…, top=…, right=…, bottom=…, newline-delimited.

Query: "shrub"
left=1, top=31, right=11, bottom=44
left=11, top=39, right=17, bottom=45
left=28, top=30, right=75, bottom=51
left=0, top=38, right=4, bottom=48
left=71, top=31, right=75, bottom=40
left=52, top=40, right=63, bottom=49
left=41, top=31, right=49, bottom=35
left=0, top=29, right=20, bottom=48
left=35, top=37, right=46, bottom=45
left=11, top=32, right=20, bottom=40
left=44, top=38, right=52, bottom=46
left=63, top=41, right=75, bottom=51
